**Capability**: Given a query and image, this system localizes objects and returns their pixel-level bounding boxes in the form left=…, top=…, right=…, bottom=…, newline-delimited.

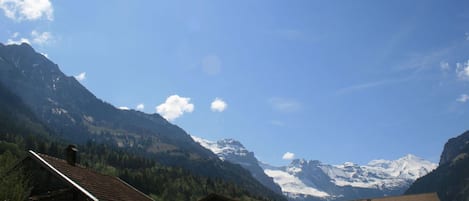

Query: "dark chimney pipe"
left=65, top=145, right=78, bottom=166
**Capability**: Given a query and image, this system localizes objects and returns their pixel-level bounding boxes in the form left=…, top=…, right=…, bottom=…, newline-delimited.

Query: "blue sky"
left=1, top=0, right=469, bottom=166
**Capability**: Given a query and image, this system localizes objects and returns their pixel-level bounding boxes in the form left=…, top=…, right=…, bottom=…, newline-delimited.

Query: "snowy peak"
left=192, top=135, right=438, bottom=201
left=191, top=135, right=283, bottom=194
left=191, top=136, right=250, bottom=160
left=264, top=154, right=437, bottom=200
left=366, top=154, right=437, bottom=180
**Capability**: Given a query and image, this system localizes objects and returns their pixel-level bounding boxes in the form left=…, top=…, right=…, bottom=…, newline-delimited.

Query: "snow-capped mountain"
left=191, top=136, right=250, bottom=161
left=263, top=155, right=437, bottom=200
left=192, top=135, right=437, bottom=201
left=191, top=136, right=283, bottom=194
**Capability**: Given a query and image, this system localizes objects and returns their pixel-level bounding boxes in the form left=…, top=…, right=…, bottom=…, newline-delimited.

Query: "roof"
left=28, top=150, right=153, bottom=201
left=351, top=193, right=440, bottom=201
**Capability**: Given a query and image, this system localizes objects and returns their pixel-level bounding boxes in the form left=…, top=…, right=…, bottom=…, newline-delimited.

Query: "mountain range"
left=0, top=42, right=466, bottom=201
left=0, top=42, right=285, bottom=201
left=192, top=135, right=437, bottom=201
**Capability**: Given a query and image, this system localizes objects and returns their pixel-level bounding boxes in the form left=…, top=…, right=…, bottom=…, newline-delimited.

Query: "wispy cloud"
left=202, top=54, right=221, bottom=75
left=74, top=72, right=86, bottom=81
left=456, top=61, right=469, bottom=80
left=440, top=61, right=450, bottom=72
left=210, top=98, right=227, bottom=112
left=270, top=120, right=285, bottom=127
left=397, top=47, right=452, bottom=72
left=336, top=77, right=411, bottom=95
left=273, top=29, right=318, bottom=43
left=282, top=152, right=295, bottom=160
left=6, top=30, right=53, bottom=46
left=269, top=97, right=301, bottom=112
left=457, top=94, right=469, bottom=103
left=276, top=29, right=303, bottom=40
left=31, top=30, right=52, bottom=45
left=0, top=0, right=53, bottom=21
left=156, top=95, right=194, bottom=121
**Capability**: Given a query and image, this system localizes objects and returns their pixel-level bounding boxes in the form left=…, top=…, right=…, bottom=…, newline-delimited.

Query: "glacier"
left=192, top=135, right=437, bottom=201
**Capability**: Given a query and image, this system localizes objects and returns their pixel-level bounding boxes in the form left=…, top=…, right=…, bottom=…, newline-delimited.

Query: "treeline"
left=405, top=144, right=469, bottom=201
left=0, top=132, right=273, bottom=201
left=0, top=82, right=283, bottom=201
left=0, top=88, right=270, bottom=200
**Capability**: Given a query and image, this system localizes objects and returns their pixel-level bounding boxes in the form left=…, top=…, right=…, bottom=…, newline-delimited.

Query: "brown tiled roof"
left=29, top=151, right=153, bottom=201
left=351, top=192, right=440, bottom=201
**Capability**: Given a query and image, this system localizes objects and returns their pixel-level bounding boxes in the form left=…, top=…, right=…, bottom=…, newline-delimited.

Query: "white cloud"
left=202, top=55, right=221, bottom=75
left=5, top=30, right=52, bottom=46
left=440, top=61, right=450, bottom=71
left=211, top=98, right=227, bottom=112
left=118, top=106, right=130, bottom=110
left=6, top=37, right=30, bottom=45
left=0, top=0, right=53, bottom=21
left=156, top=95, right=194, bottom=121
left=456, top=61, right=469, bottom=80
left=136, top=103, right=144, bottom=111
left=74, top=72, right=86, bottom=81
left=31, top=30, right=52, bottom=45
left=269, top=97, right=301, bottom=112
left=282, top=152, right=295, bottom=160
left=466, top=32, right=469, bottom=41
left=457, top=94, right=469, bottom=103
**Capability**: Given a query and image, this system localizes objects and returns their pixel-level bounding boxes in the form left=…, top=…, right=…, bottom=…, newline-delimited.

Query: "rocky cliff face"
left=439, top=130, right=469, bottom=165
left=406, top=130, right=469, bottom=201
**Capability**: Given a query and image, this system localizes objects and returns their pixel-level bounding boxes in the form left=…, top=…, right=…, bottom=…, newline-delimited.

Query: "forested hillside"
left=0, top=42, right=286, bottom=201
left=0, top=79, right=284, bottom=201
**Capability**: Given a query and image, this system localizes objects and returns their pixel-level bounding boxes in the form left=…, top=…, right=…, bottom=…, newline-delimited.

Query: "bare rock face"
left=439, top=130, right=469, bottom=165
left=406, top=131, right=469, bottom=201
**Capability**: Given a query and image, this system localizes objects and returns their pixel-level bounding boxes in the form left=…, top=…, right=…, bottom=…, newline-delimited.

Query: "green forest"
left=0, top=82, right=279, bottom=201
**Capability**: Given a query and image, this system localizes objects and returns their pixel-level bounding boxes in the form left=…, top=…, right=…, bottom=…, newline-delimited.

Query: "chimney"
left=65, top=145, right=78, bottom=166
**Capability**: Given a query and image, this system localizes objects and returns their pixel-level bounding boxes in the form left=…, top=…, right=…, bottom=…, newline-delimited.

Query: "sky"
left=1, top=0, right=469, bottom=166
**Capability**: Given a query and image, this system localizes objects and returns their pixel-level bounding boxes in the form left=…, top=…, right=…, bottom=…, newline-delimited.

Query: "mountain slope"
left=0, top=79, right=55, bottom=144
left=0, top=43, right=211, bottom=158
left=192, top=136, right=283, bottom=194
left=0, top=43, right=286, bottom=201
left=193, top=135, right=437, bottom=201
left=263, top=155, right=436, bottom=201
left=405, top=131, right=469, bottom=201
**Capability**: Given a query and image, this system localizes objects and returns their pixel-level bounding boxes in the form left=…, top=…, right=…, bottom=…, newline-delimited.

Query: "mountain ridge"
left=405, top=130, right=469, bottom=201
left=191, top=136, right=284, bottom=194
left=192, top=135, right=437, bottom=201
left=0, top=42, right=286, bottom=201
